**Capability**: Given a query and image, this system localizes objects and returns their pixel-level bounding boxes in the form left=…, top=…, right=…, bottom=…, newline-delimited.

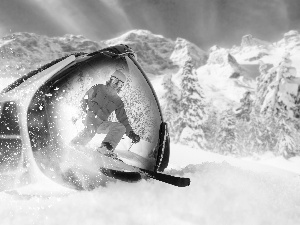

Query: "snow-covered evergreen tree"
left=256, top=62, right=275, bottom=106
left=216, top=109, right=237, bottom=154
left=257, top=53, right=300, bottom=157
left=161, top=74, right=181, bottom=138
left=174, top=58, right=206, bottom=148
left=235, top=91, right=253, bottom=121
left=275, top=116, right=299, bottom=158
left=202, top=106, right=219, bottom=150
left=236, top=106, right=277, bottom=155
left=260, top=53, right=298, bottom=118
left=235, top=120, right=252, bottom=155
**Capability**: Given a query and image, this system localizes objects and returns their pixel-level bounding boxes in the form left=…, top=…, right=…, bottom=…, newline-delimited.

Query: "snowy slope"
left=1, top=144, right=300, bottom=225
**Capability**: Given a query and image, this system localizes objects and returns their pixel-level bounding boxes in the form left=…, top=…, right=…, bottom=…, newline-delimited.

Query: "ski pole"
left=128, top=142, right=134, bottom=152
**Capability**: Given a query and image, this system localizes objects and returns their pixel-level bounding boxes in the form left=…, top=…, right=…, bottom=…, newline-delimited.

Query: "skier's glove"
left=128, top=131, right=140, bottom=143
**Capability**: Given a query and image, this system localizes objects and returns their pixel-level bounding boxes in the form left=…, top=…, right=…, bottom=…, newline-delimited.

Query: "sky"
left=0, top=0, right=300, bottom=49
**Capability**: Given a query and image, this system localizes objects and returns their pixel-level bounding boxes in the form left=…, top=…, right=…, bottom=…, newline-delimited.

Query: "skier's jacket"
left=82, top=84, right=133, bottom=135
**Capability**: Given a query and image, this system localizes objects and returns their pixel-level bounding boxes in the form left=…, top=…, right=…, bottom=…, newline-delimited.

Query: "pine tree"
left=202, top=106, right=219, bottom=150
left=275, top=116, right=299, bottom=158
left=257, top=53, right=300, bottom=157
left=216, top=109, right=237, bottom=154
left=174, top=58, right=206, bottom=148
left=161, top=74, right=181, bottom=138
left=248, top=106, right=277, bottom=154
left=235, top=91, right=253, bottom=121
left=235, top=118, right=252, bottom=155
left=260, top=53, right=298, bottom=118
left=256, top=62, right=274, bottom=106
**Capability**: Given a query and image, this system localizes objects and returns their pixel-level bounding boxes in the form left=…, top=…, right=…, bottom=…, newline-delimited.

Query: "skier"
left=71, top=70, right=140, bottom=156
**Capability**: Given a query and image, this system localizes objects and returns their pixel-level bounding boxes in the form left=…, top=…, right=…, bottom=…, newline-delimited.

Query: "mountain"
left=276, top=30, right=300, bottom=50
left=105, top=30, right=207, bottom=76
left=0, top=29, right=300, bottom=112
left=230, top=30, right=300, bottom=69
left=192, top=31, right=300, bottom=110
left=194, top=46, right=258, bottom=109
left=0, top=32, right=106, bottom=78
left=240, top=34, right=271, bottom=48
left=0, top=30, right=207, bottom=79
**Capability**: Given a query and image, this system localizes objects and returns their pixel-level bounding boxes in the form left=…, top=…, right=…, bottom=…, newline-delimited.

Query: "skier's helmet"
left=111, top=70, right=126, bottom=83
left=110, top=70, right=126, bottom=91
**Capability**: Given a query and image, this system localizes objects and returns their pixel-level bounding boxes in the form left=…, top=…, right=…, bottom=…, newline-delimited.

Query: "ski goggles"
left=110, top=76, right=125, bottom=88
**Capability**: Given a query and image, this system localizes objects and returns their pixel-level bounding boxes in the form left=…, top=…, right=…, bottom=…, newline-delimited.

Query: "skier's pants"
left=71, top=111, right=126, bottom=149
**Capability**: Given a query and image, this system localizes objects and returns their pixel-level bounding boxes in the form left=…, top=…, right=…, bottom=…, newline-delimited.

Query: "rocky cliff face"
left=241, top=34, right=271, bottom=48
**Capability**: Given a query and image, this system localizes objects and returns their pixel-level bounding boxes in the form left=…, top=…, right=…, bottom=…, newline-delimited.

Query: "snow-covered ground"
left=1, top=144, right=300, bottom=225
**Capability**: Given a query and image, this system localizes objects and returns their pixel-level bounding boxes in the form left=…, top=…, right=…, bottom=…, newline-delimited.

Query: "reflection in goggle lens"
left=111, top=76, right=124, bottom=88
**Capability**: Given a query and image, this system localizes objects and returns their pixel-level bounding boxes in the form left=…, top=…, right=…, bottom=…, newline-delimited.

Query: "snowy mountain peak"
left=284, top=30, right=299, bottom=40
left=105, top=29, right=177, bottom=75
left=241, top=34, right=271, bottom=47
left=1, top=32, right=102, bottom=50
left=273, top=30, right=300, bottom=53
left=206, top=48, right=248, bottom=78
left=106, top=29, right=206, bottom=75
left=0, top=29, right=208, bottom=78
left=280, top=30, right=300, bottom=49
left=207, top=47, right=236, bottom=66
left=0, top=32, right=105, bottom=77
left=209, top=45, right=221, bottom=52
left=109, top=29, right=166, bottom=42
left=170, top=38, right=207, bottom=68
